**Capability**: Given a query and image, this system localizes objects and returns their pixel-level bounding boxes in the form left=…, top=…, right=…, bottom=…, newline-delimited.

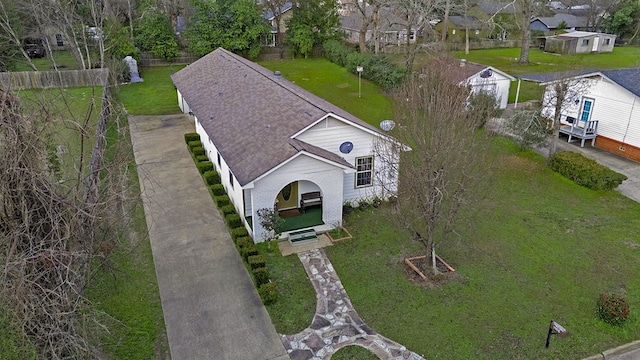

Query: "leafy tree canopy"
left=600, top=0, right=640, bottom=39
left=135, top=8, right=178, bottom=61
left=285, top=0, right=342, bottom=57
left=185, top=0, right=269, bottom=59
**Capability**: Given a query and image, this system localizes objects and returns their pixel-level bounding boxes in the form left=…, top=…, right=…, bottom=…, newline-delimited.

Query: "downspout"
left=621, top=96, right=637, bottom=150
left=514, top=79, right=521, bottom=108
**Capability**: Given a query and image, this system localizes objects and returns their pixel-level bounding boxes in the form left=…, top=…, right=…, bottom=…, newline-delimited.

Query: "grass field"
left=449, top=46, right=640, bottom=103
left=389, top=46, right=640, bottom=103
left=14, top=50, right=82, bottom=71
left=259, top=58, right=393, bottom=126
left=85, top=114, right=168, bottom=359
left=254, top=58, right=640, bottom=358
left=17, top=87, right=102, bottom=181
left=266, top=140, right=640, bottom=359
left=117, top=65, right=185, bottom=115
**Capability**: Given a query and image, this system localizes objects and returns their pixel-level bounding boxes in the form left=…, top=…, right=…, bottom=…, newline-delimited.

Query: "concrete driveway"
left=129, top=114, right=288, bottom=360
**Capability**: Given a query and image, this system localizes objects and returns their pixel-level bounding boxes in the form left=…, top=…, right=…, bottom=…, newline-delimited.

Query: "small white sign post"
left=356, top=66, right=363, bottom=98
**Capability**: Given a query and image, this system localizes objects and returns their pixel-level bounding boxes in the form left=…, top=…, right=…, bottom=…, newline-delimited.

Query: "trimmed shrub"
left=215, top=195, right=230, bottom=207
left=235, top=236, right=252, bottom=247
left=323, top=39, right=355, bottom=67
left=231, top=227, right=249, bottom=241
left=192, top=146, right=205, bottom=156
left=252, top=267, right=270, bottom=286
left=323, top=39, right=407, bottom=91
left=597, top=292, right=630, bottom=325
left=242, top=245, right=259, bottom=262
left=248, top=255, right=266, bottom=270
left=184, top=132, right=200, bottom=143
left=221, top=204, right=237, bottom=216
left=188, top=140, right=202, bottom=151
left=203, top=170, right=221, bottom=185
left=196, top=155, right=208, bottom=162
left=196, top=161, right=214, bottom=174
left=236, top=236, right=253, bottom=249
left=210, top=184, right=226, bottom=196
left=225, top=214, right=242, bottom=228
left=258, top=282, right=278, bottom=305
left=549, top=151, right=627, bottom=190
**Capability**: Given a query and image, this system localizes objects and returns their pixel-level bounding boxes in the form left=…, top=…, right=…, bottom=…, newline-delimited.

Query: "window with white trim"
left=355, top=156, right=373, bottom=187
left=229, top=170, right=234, bottom=188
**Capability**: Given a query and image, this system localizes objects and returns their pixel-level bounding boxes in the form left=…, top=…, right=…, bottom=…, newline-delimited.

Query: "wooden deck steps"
left=288, top=228, right=318, bottom=246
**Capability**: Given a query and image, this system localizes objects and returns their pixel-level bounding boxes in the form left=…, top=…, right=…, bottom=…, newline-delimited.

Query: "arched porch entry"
left=275, top=180, right=324, bottom=233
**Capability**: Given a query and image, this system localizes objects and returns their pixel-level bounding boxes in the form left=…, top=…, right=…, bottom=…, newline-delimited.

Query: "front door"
left=580, top=98, right=594, bottom=122
left=276, top=182, right=298, bottom=211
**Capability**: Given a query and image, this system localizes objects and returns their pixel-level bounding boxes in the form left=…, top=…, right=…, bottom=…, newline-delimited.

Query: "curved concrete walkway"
left=281, top=248, right=423, bottom=360
left=129, top=114, right=288, bottom=360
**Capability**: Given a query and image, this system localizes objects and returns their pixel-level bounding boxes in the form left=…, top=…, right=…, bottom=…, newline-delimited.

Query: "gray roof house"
left=530, top=14, right=588, bottom=32
left=171, top=48, right=400, bottom=242
left=340, top=5, right=418, bottom=46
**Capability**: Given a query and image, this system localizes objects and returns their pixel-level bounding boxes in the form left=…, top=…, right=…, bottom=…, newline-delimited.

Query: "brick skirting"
left=595, top=136, right=640, bottom=162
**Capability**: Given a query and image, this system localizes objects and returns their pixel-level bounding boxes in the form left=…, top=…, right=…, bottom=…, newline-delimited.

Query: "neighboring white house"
left=532, top=68, right=640, bottom=162
left=171, top=48, right=400, bottom=242
left=450, top=59, right=515, bottom=109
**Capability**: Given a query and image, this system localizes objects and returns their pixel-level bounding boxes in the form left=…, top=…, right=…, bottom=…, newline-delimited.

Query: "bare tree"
left=351, top=0, right=383, bottom=52
left=0, top=85, right=134, bottom=358
left=518, top=0, right=533, bottom=64
left=540, top=77, right=593, bottom=161
left=374, top=57, right=496, bottom=274
left=263, top=0, right=290, bottom=47
left=391, top=0, right=446, bottom=69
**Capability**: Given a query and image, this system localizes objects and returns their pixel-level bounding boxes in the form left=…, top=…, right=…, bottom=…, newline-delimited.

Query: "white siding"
left=251, top=155, right=345, bottom=242
left=295, top=116, right=397, bottom=204
left=467, top=71, right=512, bottom=109
left=541, top=77, right=640, bottom=148
left=176, top=90, right=190, bottom=114
left=194, top=119, right=245, bottom=220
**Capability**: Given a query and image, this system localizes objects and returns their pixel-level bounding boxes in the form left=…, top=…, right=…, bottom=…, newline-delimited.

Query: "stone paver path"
left=281, top=248, right=423, bottom=360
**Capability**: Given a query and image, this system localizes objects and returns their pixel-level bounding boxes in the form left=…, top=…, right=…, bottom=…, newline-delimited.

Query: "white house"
left=451, top=60, right=515, bottom=109
left=534, top=68, right=640, bottom=162
left=171, top=48, right=400, bottom=242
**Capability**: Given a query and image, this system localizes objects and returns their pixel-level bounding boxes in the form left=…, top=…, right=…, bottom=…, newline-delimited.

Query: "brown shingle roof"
left=171, top=48, right=381, bottom=186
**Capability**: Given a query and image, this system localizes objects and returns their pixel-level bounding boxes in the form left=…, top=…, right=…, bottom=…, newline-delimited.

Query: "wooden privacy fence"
left=0, top=68, right=108, bottom=90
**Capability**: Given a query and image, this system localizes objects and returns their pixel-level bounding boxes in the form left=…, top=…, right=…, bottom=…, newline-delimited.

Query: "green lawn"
left=85, top=115, right=168, bottom=359
left=319, top=143, right=640, bottom=359
left=117, top=65, right=185, bottom=115
left=14, top=50, right=82, bottom=71
left=449, top=47, right=640, bottom=103
left=17, top=87, right=102, bottom=181
left=256, top=58, right=640, bottom=359
left=259, top=58, right=393, bottom=127
left=389, top=46, right=640, bottom=103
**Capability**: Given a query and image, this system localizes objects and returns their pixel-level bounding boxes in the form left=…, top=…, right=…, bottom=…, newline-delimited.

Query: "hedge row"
left=323, top=39, right=407, bottom=91
left=184, top=133, right=278, bottom=305
left=549, top=151, right=627, bottom=191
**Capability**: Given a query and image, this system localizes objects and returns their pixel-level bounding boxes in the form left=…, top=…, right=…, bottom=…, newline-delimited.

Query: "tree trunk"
left=547, top=83, right=566, bottom=164
left=464, top=0, right=469, bottom=55
left=518, top=0, right=531, bottom=64
left=359, top=16, right=368, bottom=53
left=441, top=0, right=450, bottom=42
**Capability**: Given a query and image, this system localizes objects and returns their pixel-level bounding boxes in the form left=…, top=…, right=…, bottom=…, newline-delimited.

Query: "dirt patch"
left=404, top=255, right=463, bottom=288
